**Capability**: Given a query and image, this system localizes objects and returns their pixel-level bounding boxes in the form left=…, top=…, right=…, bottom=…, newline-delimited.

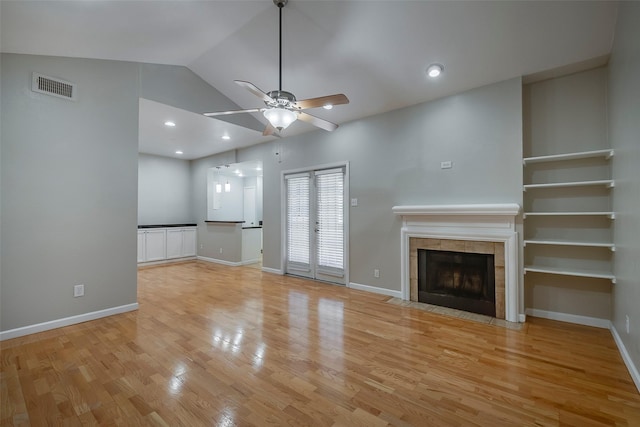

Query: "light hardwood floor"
left=2, top=261, right=639, bottom=426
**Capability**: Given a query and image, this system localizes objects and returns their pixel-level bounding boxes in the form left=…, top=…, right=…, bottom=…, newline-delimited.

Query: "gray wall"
left=523, top=68, right=612, bottom=320
left=191, top=151, right=241, bottom=262
left=609, top=3, right=640, bottom=373
left=139, top=63, right=263, bottom=132
left=1, top=54, right=139, bottom=331
left=206, top=173, right=244, bottom=222
left=1, top=55, right=251, bottom=333
left=138, top=153, right=193, bottom=225
left=234, top=78, right=523, bottom=293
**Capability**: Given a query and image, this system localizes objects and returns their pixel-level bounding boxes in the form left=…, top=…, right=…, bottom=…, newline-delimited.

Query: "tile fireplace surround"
left=393, top=204, right=521, bottom=323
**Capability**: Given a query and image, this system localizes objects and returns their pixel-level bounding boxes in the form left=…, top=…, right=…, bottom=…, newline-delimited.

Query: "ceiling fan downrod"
left=274, top=0, right=287, bottom=92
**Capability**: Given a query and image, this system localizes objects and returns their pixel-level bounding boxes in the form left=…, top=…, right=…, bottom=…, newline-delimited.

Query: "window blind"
left=286, top=173, right=310, bottom=268
left=315, top=169, right=344, bottom=273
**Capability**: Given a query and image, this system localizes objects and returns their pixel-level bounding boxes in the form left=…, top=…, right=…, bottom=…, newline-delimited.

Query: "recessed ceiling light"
left=323, top=104, right=333, bottom=110
left=164, top=121, right=176, bottom=127
left=222, top=135, right=231, bottom=140
left=175, top=150, right=183, bottom=155
left=427, top=63, right=444, bottom=78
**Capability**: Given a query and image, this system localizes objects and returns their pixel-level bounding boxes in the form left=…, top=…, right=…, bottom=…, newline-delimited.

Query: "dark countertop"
left=138, top=224, right=197, bottom=229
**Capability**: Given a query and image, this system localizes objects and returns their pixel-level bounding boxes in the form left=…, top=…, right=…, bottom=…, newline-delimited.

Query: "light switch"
left=441, top=161, right=453, bottom=169
left=351, top=198, right=358, bottom=207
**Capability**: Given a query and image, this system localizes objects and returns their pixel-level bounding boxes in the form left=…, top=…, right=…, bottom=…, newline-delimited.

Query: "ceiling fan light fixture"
left=427, top=63, right=444, bottom=78
left=263, top=107, right=297, bottom=130
left=323, top=104, right=333, bottom=110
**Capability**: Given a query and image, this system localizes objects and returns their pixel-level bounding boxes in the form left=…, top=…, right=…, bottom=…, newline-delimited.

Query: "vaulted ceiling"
left=1, top=1, right=618, bottom=159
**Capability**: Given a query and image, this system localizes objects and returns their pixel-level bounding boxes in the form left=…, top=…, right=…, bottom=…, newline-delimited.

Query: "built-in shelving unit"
left=523, top=211, right=615, bottom=219
left=524, top=265, right=616, bottom=283
left=523, top=149, right=614, bottom=165
left=523, top=179, right=614, bottom=191
left=523, top=149, right=615, bottom=283
left=524, top=239, right=615, bottom=251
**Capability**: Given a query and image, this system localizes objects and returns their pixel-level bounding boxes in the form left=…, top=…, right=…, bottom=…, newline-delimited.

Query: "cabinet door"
left=166, top=229, right=184, bottom=259
left=144, top=229, right=166, bottom=262
left=137, top=231, right=146, bottom=263
left=182, top=228, right=197, bottom=257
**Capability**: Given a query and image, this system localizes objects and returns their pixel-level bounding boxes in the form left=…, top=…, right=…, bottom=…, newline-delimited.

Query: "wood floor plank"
left=1, top=260, right=639, bottom=426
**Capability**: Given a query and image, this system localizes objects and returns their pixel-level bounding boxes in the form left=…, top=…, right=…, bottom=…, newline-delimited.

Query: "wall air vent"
left=31, top=73, right=77, bottom=101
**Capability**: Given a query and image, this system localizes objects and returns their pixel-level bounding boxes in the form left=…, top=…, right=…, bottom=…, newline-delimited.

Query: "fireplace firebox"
left=418, top=249, right=496, bottom=317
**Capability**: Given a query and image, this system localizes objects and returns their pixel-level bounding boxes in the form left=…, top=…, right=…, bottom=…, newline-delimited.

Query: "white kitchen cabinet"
left=142, top=229, right=167, bottom=262
left=166, top=229, right=184, bottom=259
left=137, top=231, right=146, bottom=263
left=166, top=228, right=197, bottom=259
left=182, top=228, right=197, bottom=257
left=138, top=226, right=197, bottom=264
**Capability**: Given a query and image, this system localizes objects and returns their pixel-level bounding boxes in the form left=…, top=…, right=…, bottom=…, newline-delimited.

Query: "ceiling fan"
left=202, top=0, right=349, bottom=136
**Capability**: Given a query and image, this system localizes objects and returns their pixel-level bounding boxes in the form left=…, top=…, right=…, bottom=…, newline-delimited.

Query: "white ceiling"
left=1, top=1, right=618, bottom=159
left=139, top=98, right=273, bottom=160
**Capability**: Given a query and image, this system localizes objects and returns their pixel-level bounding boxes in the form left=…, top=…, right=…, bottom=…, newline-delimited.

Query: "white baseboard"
left=348, top=282, right=403, bottom=299
left=197, top=256, right=242, bottom=267
left=240, top=258, right=261, bottom=266
left=611, top=324, right=640, bottom=393
left=261, top=267, right=283, bottom=275
left=138, top=256, right=196, bottom=267
left=0, top=303, right=139, bottom=341
left=525, top=308, right=610, bottom=329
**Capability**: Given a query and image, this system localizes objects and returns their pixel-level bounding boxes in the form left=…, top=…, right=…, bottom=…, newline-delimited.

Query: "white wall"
left=138, top=153, right=193, bottom=225
left=1, top=54, right=139, bottom=331
left=609, top=2, right=640, bottom=378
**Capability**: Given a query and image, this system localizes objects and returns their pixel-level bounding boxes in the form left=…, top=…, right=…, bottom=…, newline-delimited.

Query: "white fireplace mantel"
left=393, top=203, right=521, bottom=322
left=392, top=203, right=521, bottom=217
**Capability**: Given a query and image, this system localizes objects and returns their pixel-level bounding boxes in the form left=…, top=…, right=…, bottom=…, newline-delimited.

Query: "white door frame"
left=280, top=161, right=350, bottom=286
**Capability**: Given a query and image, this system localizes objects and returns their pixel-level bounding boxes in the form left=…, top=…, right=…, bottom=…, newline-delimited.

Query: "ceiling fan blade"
left=293, top=94, right=349, bottom=110
left=203, top=108, right=264, bottom=117
left=262, top=123, right=281, bottom=137
left=297, top=112, right=339, bottom=132
left=235, top=80, right=275, bottom=103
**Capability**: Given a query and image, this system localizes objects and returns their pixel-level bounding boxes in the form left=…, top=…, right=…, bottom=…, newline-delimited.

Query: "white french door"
left=285, top=167, right=346, bottom=285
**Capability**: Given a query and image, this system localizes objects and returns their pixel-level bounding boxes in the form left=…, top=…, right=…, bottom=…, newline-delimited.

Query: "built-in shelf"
left=523, top=179, right=614, bottom=191
left=524, top=239, right=615, bottom=251
left=524, top=265, right=616, bottom=283
left=523, top=211, right=615, bottom=219
left=523, top=149, right=614, bottom=165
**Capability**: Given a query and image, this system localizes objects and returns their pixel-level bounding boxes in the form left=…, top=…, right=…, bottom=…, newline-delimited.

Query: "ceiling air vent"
left=32, top=73, right=77, bottom=101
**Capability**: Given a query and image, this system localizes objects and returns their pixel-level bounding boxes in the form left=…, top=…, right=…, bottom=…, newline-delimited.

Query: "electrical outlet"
left=219, top=248, right=223, bottom=254
left=440, top=161, right=453, bottom=169
left=73, top=284, right=84, bottom=297
left=626, top=315, right=630, bottom=334
left=351, top=198, right=358, bottom=207
left=200, top=244, right=203, bottom=249
left=374, top=269, right=380, bottom=278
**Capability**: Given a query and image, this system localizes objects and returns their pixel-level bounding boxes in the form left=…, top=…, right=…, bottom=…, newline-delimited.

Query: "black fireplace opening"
left=418, top=249, right=496, bottom=317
